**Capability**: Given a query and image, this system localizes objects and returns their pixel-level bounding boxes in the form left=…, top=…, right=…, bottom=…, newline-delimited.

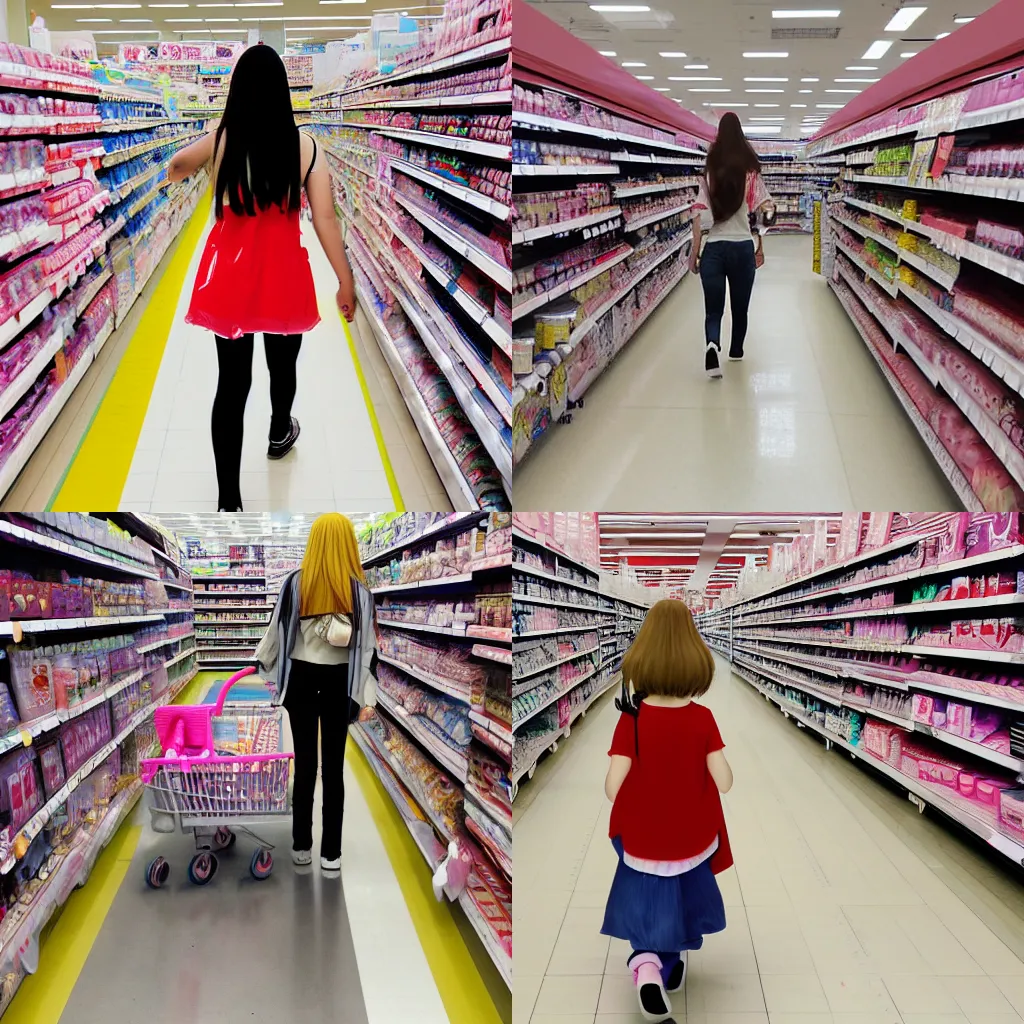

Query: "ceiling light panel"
left=862, top=39, right=894, bottom=59
left=743, top=51, right=789, bottom=57
left=659, top=51, right=687, bottom=56
left=744, top=77, right=788, bottom=81
left=772, top=8, right=840, bottom=16
left=884, top=5, right=926, bottom=30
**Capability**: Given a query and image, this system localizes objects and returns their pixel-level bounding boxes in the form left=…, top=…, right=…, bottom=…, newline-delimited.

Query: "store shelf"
left=514, top=163, right=620, bottom=176
left=512, top=244, right=633, bottom=321
left=513, top=207, right=622, bottom=245
left=0, top=611, right=164, bottom=638
left=376, top=690, right=469, bottom=782
left=362, top=513, right=486, bottom=566
left=377, top=652, right=470, bottom=704
left=828, top=280, right=983, bottom=510
left=515, top=645, right=599, bottom=682
left=392, top=193, right=511, bottom=291
left=624, top=201, right=695, bottom=232
left=516, top=624, right=607, bottom=637
left=375, top=126, right=510, bottom=161
left=833, top=238, right=900, bottom=298
left=513, top=561, right=601, bottom=595
left=513, top=110, right=705, bottom=156
left=513, top=592, right=608, bottom=613
left=614, top=180, right=694, bottom=199
left=337, top=90, right=512, bottom=112
left=137, top=631, right=195, bottom=653
left=0, top=321, right=70, bottom=422
left=354, top=279, right=482, bottom=510
left=731, top=663, right=1024, bottom=866
left=390, top=158, right=509, bottom=219
left=513, top=666, right=597, bottom=728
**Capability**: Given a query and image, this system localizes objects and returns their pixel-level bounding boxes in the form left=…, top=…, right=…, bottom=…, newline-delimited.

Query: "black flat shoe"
left=268, top=417, right=300, bottom=459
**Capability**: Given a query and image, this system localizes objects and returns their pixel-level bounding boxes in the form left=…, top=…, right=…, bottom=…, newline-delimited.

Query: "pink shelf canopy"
left=512, top=0, right=716, bottom=142
left=814, top=0, right=1024, bottom=140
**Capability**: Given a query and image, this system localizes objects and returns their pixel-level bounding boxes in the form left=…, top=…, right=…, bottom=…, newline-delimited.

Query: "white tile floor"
left=120, top=215, right=397, bottom=512
left=513, top=235, right=961, bottom=510
left=513, top=654, right=1024, bottom=1024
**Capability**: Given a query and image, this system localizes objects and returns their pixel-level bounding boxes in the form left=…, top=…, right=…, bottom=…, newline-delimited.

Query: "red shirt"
left=608, top=701, right=733, bottom=873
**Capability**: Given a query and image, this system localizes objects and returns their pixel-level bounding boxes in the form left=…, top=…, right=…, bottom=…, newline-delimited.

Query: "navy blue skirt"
left=601, top=836, right=727, bottom=951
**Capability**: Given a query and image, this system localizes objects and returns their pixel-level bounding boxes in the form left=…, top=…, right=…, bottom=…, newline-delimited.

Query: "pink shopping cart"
left=140, top=667, right=293, bottom=888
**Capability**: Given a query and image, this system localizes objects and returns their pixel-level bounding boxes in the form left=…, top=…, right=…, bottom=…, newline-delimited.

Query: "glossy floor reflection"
left=513, top=235, right=960, bottom=510
left=513, top=654, right=1024, bottom=1024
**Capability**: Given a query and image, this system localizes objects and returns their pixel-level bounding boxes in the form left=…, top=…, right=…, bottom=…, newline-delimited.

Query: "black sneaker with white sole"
left=665, top=952, right=687, bottom=992
left=267, top=417, right=300, bottom=459
left=728, top=346, right=744, bottom=362
left=705, top=343, right=722, bottom=379
left=638, top=979, right=672, bottom=1022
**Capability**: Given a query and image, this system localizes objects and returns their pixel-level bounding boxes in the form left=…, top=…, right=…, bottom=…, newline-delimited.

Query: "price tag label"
left=20, top=730, right=31, bottom=748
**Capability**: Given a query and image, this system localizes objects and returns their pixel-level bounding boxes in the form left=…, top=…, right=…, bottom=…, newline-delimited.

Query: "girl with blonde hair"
left=257, top=513, right=376, bottom=872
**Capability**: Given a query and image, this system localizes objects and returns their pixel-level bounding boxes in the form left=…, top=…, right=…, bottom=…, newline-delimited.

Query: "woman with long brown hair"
left=691, top=112, right=776, bottom=379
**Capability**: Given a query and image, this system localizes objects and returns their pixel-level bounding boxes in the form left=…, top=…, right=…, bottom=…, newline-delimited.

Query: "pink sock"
left=631, top=952, right=664, bottom=988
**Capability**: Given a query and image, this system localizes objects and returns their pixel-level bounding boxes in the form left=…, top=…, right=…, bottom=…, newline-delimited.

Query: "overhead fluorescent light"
left=743, top=51, right=788, bottom=57
left=635, top=75, right=654, bottom=79
left=954, top=15, right=975, bottom=22
left=745, top=88, right=784, bottom=92
left=598, top=50, right=616, bottom=55
left=77, top=16, right=114, bottom=19
left=689, top=87, right=731, bottom=92
left=749, top=115, right=785, bottom=120
left=621, top=61, right=646, bottom=66
left=684, top=63, right=708, bottom=68
left=754, top=102, right=780, bottom=107
left=935, top=31, right=949, bottom=37
left=884, top=5, right=926, bottom=30
left=816, top=102, right=844, bottom=107
left=826, top=88, right=861, bottom=93
left=798, top=88, right=813, bottom=92
left=120, top=16, right=153, bottom=20
left=834, top=77, right=878, bottom=82
left=702, top=101, right=747, bottom=106
left=900, top=50, right=918, bottom=57
left=658, top=51, right=687, bottom=56
left=589, top=4, right=651, bottom=10
left=667, top=75, right=721, bottom=80
left=790, top=102, right=807, bottom=107
left=772, top=8, right=840, bottom=16
left=744, top=76, right=788, bottom=81
left=148, top=4, right=191, bottom=7
left=845, top=65, right=876, bottom=69
left=653, top=87, right=671, bottom=91
left=800, top=76, right=819, bottom=81
left=861, top=39, right=893, bottom=59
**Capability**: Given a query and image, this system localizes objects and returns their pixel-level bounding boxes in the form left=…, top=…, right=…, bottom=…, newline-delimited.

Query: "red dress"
left=608, top=702, right=733, bottom=874
left=185, top=200, right=321, bottom=340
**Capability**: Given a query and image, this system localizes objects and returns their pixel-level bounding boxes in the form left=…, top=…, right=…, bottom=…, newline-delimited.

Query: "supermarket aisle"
left=514, top=654, right=1024, bottom=1023
left=43, top=675, right=450, bottom=1024
left=514, top=236, right=960, bottom=511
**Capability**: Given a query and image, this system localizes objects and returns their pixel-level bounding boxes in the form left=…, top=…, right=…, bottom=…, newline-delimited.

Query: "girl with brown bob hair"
left=600, top=599, right=734, bottom=1022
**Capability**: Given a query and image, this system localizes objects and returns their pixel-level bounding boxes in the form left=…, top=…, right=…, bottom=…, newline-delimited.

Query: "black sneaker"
left=218, top=506, right=243, bottom=512
left=268, top=417, right=300, bottom=459
left=728, top=346, right=744, bottom=361
left=705, top=343, right=722, bottom=379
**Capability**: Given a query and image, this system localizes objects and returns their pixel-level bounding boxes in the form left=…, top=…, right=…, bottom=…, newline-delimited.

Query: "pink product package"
left=965, top=514, right=1024, bottom=556
left=37, top=739, right=66, bottom=799
left=58, top=704, right=112, bottom=775
left=0, top=748, right=41, bottom=832
left=1000, top=789, right=1024, bottom=837
left=6, top=646, right=56, bottom=723
left=952, top=286, right=1024, bottom=362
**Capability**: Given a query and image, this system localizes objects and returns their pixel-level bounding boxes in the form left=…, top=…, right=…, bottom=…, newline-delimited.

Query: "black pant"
left=212, top=333, right=302, bottom=509
left=282, top=660, right=348, bottom=861
left=699, top=240, right=757, bottom=354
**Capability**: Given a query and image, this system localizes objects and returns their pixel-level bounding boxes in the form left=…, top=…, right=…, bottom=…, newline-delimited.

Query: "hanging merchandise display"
left=510, top=1, right=713, bottom=463
left=808, top=11, right=1024, bottom=513
left=311, top=2, right=513, bottom=511
left=696, top=511, right=1024, bottom=866
left=353, top=512, right=512, bottom=986
left=0, top=46, right=214, bottom=502
left=511, top=512, right=651, bottom=798
left=0, top=513, right=196, bottom=1013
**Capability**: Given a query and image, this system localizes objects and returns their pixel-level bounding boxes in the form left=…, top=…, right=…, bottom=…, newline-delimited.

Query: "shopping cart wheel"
left=212, top=827, right=236, bottom=851
left=188, top=852, right=218, bottom=885
left=250, top=849, right=274, bottom=880
left=145, top=857, right=170, bottom=889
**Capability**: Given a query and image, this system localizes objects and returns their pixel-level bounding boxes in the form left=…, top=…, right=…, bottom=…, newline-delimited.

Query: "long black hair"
left=214, top=44, right=300, bottom=219
left=705, top=111, right=762, bottom=223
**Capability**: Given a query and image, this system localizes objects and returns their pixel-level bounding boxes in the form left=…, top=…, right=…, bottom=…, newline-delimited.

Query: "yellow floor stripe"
left=341, top=313, right=404, bottom=512
left=51, top=194, right=211, bottom=510
left=346, top=741, right=503, bottom=1024
left=2, top=818, right=142, bottom=1024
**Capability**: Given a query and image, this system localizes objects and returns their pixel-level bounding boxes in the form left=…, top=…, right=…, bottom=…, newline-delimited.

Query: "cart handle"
left=213, top=665, right=258, bottom=717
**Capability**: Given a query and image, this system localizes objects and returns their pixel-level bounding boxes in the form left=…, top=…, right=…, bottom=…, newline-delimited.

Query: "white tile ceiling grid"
left=525, top=1, right=1002, bottom=140
left=598, top=512, right=842, bottom=595
left=149, top=511, right=377, bottom=540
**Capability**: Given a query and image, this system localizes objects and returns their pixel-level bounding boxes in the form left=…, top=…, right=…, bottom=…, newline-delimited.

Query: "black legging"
left=212, top=333, right=302, bottom=509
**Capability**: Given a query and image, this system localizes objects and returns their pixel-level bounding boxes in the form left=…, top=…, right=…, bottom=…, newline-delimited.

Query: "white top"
left=694, top=170, right=771, bottom=244
left=291, top=616, right=350, bottom=665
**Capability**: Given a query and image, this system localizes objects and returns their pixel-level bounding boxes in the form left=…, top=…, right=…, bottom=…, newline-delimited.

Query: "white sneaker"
left=320, top=856, right=341, bottom=872
left=291, top=849, right=312, bottom=866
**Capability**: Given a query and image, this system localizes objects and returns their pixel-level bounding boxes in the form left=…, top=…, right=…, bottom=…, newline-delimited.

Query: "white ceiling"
left=598, top=512, right=842, bottom=596
left=40, top=0, right=443, bottom=53
left=524, top=1, right=1001, bottom=139
left=149, top=512, right=377, bottom=540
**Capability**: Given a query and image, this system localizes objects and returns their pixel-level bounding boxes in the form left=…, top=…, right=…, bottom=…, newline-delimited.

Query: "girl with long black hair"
left=691, top=112, right=775, bottom=379
left=168, top=44, right=356, bottom=511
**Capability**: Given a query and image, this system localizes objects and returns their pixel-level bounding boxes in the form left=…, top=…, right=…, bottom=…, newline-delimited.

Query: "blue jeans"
left=699, top=240, right=756, bottom=354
